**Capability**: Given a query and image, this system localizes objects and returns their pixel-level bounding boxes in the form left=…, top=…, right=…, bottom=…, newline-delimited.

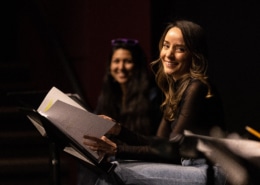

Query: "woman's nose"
left=166, top=49, right=174, bottom=58
left=118, top=61, right=125, bottom=69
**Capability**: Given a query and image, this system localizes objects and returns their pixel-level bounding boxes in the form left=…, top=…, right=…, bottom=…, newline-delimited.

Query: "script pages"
left=26, top=86, right=116, bottom=173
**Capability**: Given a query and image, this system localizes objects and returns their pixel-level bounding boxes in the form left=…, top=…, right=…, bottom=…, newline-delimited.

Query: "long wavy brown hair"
left=151, top=19, right=212, bottom=121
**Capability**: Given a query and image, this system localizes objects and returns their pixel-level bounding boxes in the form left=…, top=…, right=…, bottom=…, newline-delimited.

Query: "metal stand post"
left=49, top=142, right=61, bottom=185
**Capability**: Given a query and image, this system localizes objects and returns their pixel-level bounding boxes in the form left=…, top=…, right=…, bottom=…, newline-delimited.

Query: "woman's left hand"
left=83, top=135, right=117, bottom=157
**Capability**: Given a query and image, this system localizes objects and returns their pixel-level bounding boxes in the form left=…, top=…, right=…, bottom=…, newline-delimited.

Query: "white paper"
left=37, top=86, right=86, bottom=113
left=35, top=86, right=115, bottom=162
left=43, top=100, right=115, bottom=160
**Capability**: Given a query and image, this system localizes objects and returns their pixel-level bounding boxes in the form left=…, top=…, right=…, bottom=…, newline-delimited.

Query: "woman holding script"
left=82, top=19, right=227, bottom=185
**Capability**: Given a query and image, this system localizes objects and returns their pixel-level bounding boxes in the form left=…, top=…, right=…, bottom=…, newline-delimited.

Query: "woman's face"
left=110, top=48, right=134, bottom=84
left=160, top=27, right=191, bottom=81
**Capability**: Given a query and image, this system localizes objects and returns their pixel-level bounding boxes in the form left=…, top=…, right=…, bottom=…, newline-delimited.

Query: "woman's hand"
left=98, top=115, right=121, bottom=135
left=83, top=135, right=117, bottom=157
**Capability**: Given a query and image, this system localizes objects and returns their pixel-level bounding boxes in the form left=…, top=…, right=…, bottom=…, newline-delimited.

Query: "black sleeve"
left=114, top=127, right=182, bottom=163
left=169, top=79, right=209, bottom=137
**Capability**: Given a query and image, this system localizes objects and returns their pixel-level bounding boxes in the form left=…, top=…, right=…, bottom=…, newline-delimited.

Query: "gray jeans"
left=95, top=158, right=227, bottom=185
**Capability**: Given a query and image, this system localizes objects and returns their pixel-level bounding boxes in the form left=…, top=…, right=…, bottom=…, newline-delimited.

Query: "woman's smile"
left=160, top=27, right=191, bottom=80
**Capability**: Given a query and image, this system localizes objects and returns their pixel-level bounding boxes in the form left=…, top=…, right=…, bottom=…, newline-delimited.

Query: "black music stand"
left=19, top=106, right=116, bottom=181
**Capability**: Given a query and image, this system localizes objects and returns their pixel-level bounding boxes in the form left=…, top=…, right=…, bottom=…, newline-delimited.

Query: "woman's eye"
left=163, top=43, right=170, bottom=49
left=175, top=46, right=186, bottom=52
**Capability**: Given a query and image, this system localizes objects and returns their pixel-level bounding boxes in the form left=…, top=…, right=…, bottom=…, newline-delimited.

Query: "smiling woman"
left=79, top=19, right=227, bottom=185
left=95, top=38, right=163, bottom=136
left=110, top=48, right=135, bottom=85
left=160, top=27, right=191, bottom=80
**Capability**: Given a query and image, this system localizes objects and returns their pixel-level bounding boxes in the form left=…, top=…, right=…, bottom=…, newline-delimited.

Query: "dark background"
left=1, top=0, right=260, bottom=134
left=1, top=0, right=260, bottom=184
